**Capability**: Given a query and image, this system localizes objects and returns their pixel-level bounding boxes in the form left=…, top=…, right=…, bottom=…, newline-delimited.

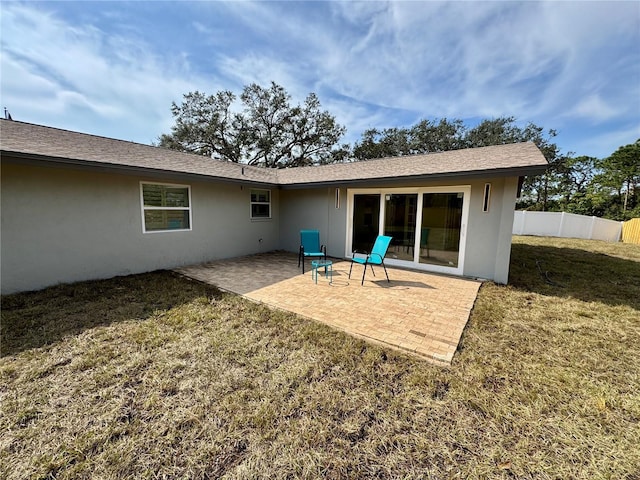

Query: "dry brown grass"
left=1, top=237, right=639, bottom=479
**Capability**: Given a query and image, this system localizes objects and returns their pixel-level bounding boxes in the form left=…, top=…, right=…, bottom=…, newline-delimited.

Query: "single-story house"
left=0, top=120, right=548, bottom=294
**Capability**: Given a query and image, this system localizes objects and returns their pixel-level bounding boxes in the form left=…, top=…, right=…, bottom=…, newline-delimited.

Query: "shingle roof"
left=277, top=142, right=548, bottom=186
left=1, top=120, right=548, bottom=186
left=0, top=120, right=277, bottom=184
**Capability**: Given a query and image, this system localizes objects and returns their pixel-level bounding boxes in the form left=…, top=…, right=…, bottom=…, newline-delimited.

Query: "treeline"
left=348, top=120, right=639, bottom=222
left=520, top=142, right=639, bottom=221
left=159, top=82, right=639, bottom=221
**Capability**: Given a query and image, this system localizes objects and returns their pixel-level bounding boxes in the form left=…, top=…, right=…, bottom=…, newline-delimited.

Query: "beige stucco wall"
left=1, top=163, right=280, bottom=294
left=462, top=177, right=518, bottom=283
left=279, top=177, right=518, bottom=284
left=1, top=160, right=519, bottom=293
left=279, top=187, right=347, bottom=258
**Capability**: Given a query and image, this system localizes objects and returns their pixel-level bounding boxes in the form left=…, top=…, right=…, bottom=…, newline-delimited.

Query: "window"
left=250, top=189, right=271, bottom=219
left=140, top=182, right=191, bottom=233
left=482, top=183, right=491, bottom=213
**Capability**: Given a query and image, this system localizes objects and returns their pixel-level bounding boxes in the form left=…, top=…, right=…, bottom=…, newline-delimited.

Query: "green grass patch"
left=1, top=237, right=639, bottom=479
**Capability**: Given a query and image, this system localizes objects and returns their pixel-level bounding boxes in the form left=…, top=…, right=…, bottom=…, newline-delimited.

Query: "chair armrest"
left=368, top=253, right=384, bottom=262
left=352, top=250, right=368, bottom=259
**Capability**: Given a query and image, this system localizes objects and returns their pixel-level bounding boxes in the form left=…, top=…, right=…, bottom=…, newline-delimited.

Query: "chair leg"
left=348, top=260, right=354, bottom=279
left=382, top=261, right=390, bottom=283
left=361, top=262, right=367, bottom=285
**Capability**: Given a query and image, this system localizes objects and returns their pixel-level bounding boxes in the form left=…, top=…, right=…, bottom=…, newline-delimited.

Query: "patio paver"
left=175, top=252, right=481, bottom=364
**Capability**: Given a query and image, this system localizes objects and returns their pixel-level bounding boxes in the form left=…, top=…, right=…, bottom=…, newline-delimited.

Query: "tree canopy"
left=352, top=116, right=564, bottom=211
left=592, top=140, right=640, bottom=218
left=159, top=82, right=638, bottom=221
left=158, top=82, right=345, bottom=168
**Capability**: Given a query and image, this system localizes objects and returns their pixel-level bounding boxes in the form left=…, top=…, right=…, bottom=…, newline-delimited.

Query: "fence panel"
left=513, top=211, right=622, bottom=242
left=622, top=218, right=640, bottom=244
left=513, top=211, right=563, bottom=237
left=591, top=217, right=624, bottom=242
left=562, top=213, right=592, bottom=239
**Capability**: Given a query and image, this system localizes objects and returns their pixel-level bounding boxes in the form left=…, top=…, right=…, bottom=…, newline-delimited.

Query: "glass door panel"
left=383, top=194, right=417, bottom=262
left=351, top=194, right=380, bottom=252
left=419, top=193, right=463, bottom=267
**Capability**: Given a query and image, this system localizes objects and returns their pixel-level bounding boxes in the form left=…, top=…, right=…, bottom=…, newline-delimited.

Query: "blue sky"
left=1, top=1, right=639, bottom=159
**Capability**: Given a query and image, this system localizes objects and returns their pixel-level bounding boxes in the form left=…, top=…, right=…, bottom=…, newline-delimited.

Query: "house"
left=0, top=120, right=548, bottom=294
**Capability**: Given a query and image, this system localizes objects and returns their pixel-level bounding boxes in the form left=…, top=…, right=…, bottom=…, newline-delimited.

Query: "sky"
left=1, top=1, right=639, bottom=159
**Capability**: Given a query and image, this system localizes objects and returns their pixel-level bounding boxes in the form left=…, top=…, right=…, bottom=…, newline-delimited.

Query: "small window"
left=250, top=189, right=271, bottom=219
left=482, top=183, right=491, bottom=213
left=141, top=182, right=191, bottom=233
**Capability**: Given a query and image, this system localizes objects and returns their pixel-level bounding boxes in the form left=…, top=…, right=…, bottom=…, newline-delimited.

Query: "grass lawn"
left=1, top=236, right=639, bottom=479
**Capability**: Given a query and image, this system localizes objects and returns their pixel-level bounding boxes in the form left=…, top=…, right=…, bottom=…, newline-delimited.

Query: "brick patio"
left=175, top=252, right=481, bottom=364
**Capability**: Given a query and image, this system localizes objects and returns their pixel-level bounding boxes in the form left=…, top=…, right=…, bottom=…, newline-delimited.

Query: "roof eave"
left=2, top=148, right=548, bottom=189
left=0, top=150, right=279, bottom=187
left=278, top=164, right=549, bottom=189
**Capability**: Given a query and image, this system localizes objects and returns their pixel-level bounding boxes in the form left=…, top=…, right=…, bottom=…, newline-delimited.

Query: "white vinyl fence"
left=513, top=211, right=623, bottom=242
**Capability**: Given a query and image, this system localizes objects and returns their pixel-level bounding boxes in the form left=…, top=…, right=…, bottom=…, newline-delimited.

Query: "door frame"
left=345, top=185, right=471, bottom=276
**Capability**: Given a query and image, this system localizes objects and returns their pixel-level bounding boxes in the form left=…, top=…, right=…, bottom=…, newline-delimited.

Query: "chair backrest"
left=371, top=235, right=392, bottom=260
left=420, top=227, right=430, bottom=247
left=300, top=229, right=321, bottom=251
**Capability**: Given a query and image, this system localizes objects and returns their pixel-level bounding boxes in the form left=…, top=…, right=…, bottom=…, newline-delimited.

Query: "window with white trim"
left=140, top=182, right=191, bottom=233
left=250, top=189, right=271, bottom=219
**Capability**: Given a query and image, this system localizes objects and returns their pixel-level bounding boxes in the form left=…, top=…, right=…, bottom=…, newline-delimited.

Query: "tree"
left=159, top=82, right=345, bottom=168
left=464, top=116, right=523, bottom=148
left=352, top=118, right=466, bottom=160
left=557, top=156, right=599, bottom=210
left=158, top=90, right=244, bottom=162
left=511, top=122, right=562, bottom=212
left=596, top=140, right=640, bottom=218
left=328, top=143, right=354, bottom=164
left=352, top=127, right=412, bottom=160
left=352, top=116, right=562, bottom=210
left=409, top=118, right=466, bottom=153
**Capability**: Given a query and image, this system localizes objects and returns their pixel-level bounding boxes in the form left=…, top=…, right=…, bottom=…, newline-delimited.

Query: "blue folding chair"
left=298, top=230, right=327, bottom=274
left=349, top=235, right=393, bottom=285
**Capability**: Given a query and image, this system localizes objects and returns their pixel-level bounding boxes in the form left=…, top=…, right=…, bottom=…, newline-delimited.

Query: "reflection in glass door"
left=383, top=194, right=417, bottom=262
left=348, top=187, right=468, bottom=274
left=419, top=193, right=463, bottom=267
left=351, top=194, right=380, bottom=252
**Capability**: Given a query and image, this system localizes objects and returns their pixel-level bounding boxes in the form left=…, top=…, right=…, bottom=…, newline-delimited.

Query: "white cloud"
left=0, top=3, right=210, bottom=142
left=308, top=1, right=639, bottom=126
left=567, top=94, right=620, bottom=122
left=0, top=0, right=637, bottom=157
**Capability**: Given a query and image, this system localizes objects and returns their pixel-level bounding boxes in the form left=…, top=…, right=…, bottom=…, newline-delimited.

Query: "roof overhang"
left=3, top=149, right=548, bottom=190
left=278, top=164, right=549, bottom=189
left=0, top=151, right=279, bottom=188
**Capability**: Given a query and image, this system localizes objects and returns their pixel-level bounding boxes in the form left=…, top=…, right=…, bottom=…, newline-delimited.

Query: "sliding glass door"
left=383, top=194, right=417, bottom=262
left=419, top=192, right=464, bottom=268
left=348, top=187, right=469, bottom=275
left=351, top=194, right=380, bottom=252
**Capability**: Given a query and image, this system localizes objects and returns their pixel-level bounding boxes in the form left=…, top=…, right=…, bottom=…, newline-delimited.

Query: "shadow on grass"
left=0, top=270, right=219, bottom=357
left=509, top=242, right=640, bottom=309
